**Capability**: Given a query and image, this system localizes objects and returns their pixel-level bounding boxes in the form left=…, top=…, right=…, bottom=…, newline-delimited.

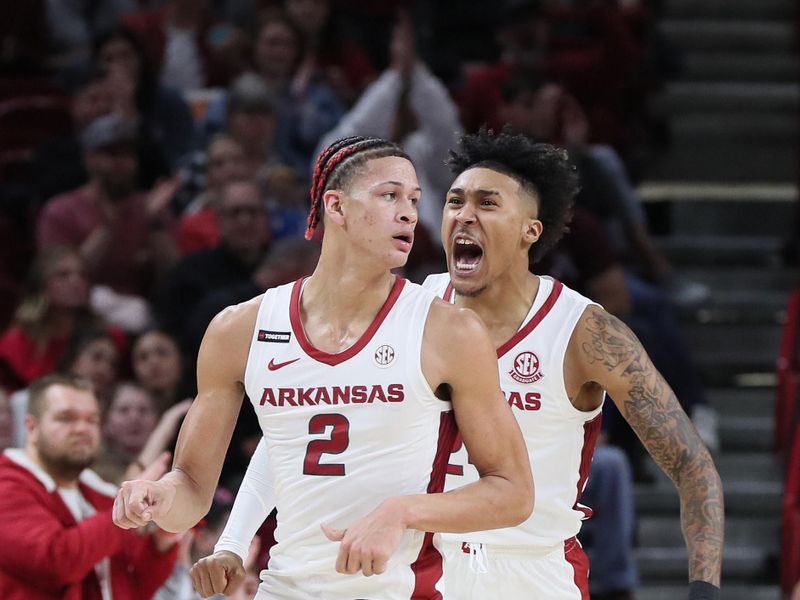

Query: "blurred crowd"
left=0, top=1, right=713, bottom=598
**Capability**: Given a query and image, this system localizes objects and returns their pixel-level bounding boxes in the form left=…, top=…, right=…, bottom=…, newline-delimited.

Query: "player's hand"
left=190, top=550, right=246, bottom=598
left=113, top=479, right=176, bottom=529
left=322, top=498, right=407, bottom=576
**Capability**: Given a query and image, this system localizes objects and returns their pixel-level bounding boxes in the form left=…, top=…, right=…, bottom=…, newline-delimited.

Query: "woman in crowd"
left=93, top=381, right=190, bottom=485
left=132, top=328, right=189, bottom=415
left=9, top=326, right=120, bottom=447
left=0, top=247, right=113, bottom=392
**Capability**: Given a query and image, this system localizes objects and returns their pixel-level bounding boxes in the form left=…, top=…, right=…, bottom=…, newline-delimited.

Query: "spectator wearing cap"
left=37, top=113, right=179, bottom=301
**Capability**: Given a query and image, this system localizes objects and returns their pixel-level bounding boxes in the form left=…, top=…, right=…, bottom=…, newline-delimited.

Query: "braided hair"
left=305, top=136, right=412, bottom=240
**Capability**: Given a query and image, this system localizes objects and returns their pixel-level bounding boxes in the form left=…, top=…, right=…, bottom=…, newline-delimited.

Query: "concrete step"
left=655, top=235, right=784, bottom=267
left=637, top=584, right=780, bottom=600
left=684, top=322, right=782, bottom=367
left=643, top=140, right=798, bottom=182
left=670, top=113, right=798, bottom=140
left=707, top=387, right=776, bottom=418
left=637, top=545, right=773, bottom=581
left=720, top=415, right=775, bottom=451
left=659, top=82, right=799, bottom=113
left=638, top=515, right=780, bottom=547
left=682, top=297, right=787, bottom=327
left=661, top=20, right=795, bottom=52
left=678, top=266, right=797, bottom=292
left=715, top=452, right=782, bottom=483
left=668, top=200, right=796, bottom=236
left=684, top=52, right=800, bottom=82
left=665, top=0, right=796, bottom=20
left=701, top=365, right=778, bottom=389
left=635, top=479, right=782, bottom=516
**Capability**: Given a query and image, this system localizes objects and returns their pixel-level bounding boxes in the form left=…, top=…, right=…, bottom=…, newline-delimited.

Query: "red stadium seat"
left=776, top=290, right=800, bottom=454
left=782, top=426, right=800, bottom=597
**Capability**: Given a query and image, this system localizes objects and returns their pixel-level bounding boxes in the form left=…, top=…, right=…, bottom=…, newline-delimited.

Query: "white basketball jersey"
left=423, top=273, right=603, bottom=547
left=243, top=276, right=456, bottom=598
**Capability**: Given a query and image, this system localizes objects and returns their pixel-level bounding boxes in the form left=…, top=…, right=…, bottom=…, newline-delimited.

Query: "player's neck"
left=300, top=249, right=397, bottom=348
left=455, top=270, right=540, bottom=347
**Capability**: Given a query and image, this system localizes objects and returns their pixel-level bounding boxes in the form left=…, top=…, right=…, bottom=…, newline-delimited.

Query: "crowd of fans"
left=0, top=1, right=706, bottom=598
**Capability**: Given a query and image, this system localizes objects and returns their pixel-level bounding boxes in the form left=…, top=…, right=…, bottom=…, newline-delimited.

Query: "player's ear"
left=522, top=218, right=542, bottom=246
left=323, top=189, right=346, bottom=227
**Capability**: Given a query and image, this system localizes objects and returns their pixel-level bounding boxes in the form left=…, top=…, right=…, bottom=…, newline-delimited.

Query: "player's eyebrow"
left=448, top=187, right=502, bottom=196
left=372, top=180, right=422, bottom=193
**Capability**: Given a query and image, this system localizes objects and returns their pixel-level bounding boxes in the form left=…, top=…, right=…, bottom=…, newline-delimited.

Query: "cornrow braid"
left=305, top=136, right=411, bottom=240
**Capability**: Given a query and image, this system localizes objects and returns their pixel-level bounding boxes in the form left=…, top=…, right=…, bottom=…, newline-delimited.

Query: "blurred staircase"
left=630, top=0, right=797, bottom=598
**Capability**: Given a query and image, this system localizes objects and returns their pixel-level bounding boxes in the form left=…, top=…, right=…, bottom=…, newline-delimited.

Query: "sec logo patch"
left=509, top=351, right=543, bottom=384
left=374, top=345, right=396, bottom=367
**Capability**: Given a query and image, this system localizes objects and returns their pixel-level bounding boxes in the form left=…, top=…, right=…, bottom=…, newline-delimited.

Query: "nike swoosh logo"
left=268, top=358, right=300, bottom=371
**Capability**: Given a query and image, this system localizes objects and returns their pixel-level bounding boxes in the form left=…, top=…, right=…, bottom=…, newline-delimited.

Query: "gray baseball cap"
left=81, top=113, right=138, bottom=151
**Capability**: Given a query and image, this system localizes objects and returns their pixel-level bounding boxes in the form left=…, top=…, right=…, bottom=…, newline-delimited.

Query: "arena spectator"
left=316, top=10, right=460, bottom=248
left=202, top=14, right=345, bottom=175
left=10, top=327, right=121, bottom=449
left=122, top=0, right=242, bottom=90
left=456, top=0, right=641, bottom=151
left=0, top=374, right=179, bottom=599
left=501, top=75, right=708, bottom=306
left=283, top=0, right=376, bottom=104
left=37, top=113, right=180, bottom=298
left=94, top=28, right=195, bottom=172
left=156, top=179, right=271, bottom=353
left=93, top=382, right=190, bottom=485
left=131, top=329, right=190, bottom=415
left=0, top=248, right=115, bottom=393
left=176, top=134, right=248, bottom=255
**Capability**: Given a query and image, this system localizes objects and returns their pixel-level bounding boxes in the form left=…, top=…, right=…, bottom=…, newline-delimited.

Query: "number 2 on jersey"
left=303, top=414, right=350, bottom=476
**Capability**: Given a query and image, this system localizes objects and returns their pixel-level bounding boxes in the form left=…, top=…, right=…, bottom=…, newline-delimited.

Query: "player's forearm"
left=676, top=449, right=725, bottom=586
left=153, top=468, right=214, bottom=532
left=393, top=475, right=533, bottom=534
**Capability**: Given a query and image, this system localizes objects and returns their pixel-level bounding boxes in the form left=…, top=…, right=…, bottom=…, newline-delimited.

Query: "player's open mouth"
left=392, top=233, right=413, bottom=252
left=452, top=235, right=483, bottom=275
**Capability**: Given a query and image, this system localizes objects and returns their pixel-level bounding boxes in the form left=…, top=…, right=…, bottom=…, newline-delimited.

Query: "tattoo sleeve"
left=581, top=307, right=724, bottom=586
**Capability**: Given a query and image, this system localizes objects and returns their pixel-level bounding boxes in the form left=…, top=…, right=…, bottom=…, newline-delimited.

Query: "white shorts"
left=254, top=564, right=445, bottom=600
left=441, top=537, right=590, bottom=600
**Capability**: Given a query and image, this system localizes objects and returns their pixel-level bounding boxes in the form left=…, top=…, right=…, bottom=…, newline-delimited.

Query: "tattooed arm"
left=568, top=305, right=724, bottom=587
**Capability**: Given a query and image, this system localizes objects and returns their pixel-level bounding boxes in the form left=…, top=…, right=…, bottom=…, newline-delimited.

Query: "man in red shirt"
left=37, top=113, right=178, bottom=297
left=0, top=374, right=178, bottom=599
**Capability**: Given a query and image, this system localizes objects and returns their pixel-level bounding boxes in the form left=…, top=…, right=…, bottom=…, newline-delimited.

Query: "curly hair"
left=447, top=129, right=579, bottom=262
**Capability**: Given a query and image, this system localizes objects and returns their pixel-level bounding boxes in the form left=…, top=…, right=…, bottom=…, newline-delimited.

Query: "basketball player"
left=112, top=136, right=533, bottom=599
left=193, top=132, right=724, bottom=599
left=423, top=130, right=724, bottom=600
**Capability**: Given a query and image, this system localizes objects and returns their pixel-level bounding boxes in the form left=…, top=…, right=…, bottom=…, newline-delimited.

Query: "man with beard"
left=37, top=113, right=179, bottom=298
left=0, top=374, right=179, bottom=599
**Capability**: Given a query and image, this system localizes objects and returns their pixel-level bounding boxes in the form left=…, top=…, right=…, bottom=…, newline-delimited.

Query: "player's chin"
left=450, top=277, right=487, bottom=298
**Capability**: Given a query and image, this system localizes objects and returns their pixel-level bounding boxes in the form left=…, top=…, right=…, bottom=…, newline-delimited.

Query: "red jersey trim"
left=496, top=279, right=564, bottom=359
left=441, top=279, right=563, bottom=358
left=564, top=536, right=591, bottom=600
left=573, top=413, right=602, bottom=520
left=289, top=275, right=406, bottom=366
left=443, top=282, right=454, bottom=302
left=410, top=410, right=458, bottom=599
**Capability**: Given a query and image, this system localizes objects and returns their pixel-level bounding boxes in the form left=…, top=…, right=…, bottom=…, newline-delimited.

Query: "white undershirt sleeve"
left=214, top=437, right=275, bottom=562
